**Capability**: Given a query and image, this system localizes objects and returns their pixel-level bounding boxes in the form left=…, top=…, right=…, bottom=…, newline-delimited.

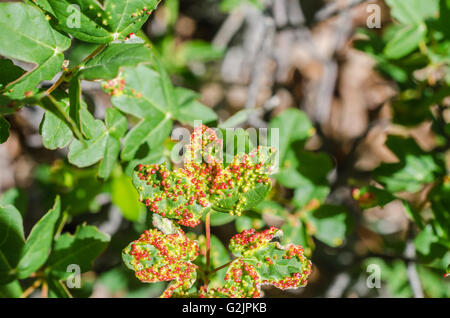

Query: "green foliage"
left=1, top=0, right=448, bottom=299
left=354, top=0, right=450, bottom=285
left=0, top=2, right=71, bottom=99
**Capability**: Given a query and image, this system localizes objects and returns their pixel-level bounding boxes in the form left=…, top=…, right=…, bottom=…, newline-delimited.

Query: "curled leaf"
left=133, top=125, right=276, bottom=227
left=202, top=227, right=312, bottom=298
left=122, top=222, right=199, bottom=298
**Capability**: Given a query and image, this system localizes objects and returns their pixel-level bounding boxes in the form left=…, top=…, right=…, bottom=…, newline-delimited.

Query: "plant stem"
left=55, top=211, right=69, bottom=239
left=45, top=74, right=66, bottom=95
left=41, top=281, right=48, bottom=298
left=211, top=260, right=234, bottom=274
left=204, top=211, right=211, bottom=289
left=45, top=44, right=107, bottom=96
left=81, top=44, right=107, bottom=64
left=21, top=279, right=42, bottom=298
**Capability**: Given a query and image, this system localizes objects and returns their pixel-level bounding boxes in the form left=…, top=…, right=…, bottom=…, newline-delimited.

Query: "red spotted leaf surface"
left=201, top=227, right=312, bottom=298
left=133, top=125, right=276, bottom=227
left=122, top=220, right=199, bottom=298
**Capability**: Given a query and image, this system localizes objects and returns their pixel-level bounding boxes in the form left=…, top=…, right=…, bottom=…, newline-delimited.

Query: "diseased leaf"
left=32, top=0, right=160, bottom=44
left=0, top=3, right=71, bottom=99
left=133, top=126, right=275, bottom=227
left=17, top=196, right=61, bottom=279
left=202, top=227, right=312, bottom=298
left=122, top=220, right=199, bottom=298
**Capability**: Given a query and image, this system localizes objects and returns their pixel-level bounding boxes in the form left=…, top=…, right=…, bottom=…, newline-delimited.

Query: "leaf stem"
left=81, top=44, right=107, bottom=64
left=41, top=281, right=48, bottom=298
left=210, top=260, right=234, bottom=274
left=204, top=211, right=211, bottom=289
left=45, top=44, right=107, bottom=96
left=44, top=94, right=85, bottom=143
left=20, top=279, right=42, bottom=298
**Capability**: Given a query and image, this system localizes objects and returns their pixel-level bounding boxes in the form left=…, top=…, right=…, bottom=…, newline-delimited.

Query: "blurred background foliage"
left=0, top=0, right=449, bottom=298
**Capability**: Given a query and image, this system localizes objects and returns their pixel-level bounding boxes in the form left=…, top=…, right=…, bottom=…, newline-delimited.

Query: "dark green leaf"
left=0, top=205, right=25, bottom=284
left=307, top=205, right=353, bottom=247
left=0, top=116, right=10, bottom=144
left=16, top=196, right=61, bottom=279
left=81, top=43, right=153, bottom=80
left=45, top=225, right=110, bottom=279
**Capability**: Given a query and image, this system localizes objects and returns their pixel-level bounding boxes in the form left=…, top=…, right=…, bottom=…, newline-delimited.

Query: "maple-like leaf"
left=133, top=125, right=276, bottom=227
left=122, top=217, right=199, bottom=298
left=201, top=227, right=312, bottom=298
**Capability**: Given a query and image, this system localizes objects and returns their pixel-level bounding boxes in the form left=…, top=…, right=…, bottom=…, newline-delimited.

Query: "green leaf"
left=0, top=116, right=10, bottom=144
left=0, top=3, right=71, bottom=99
left=112, top=173, right=145, bottom=222
left=98, top=108, right=128, bottom=179
left=202, top=227, right=311, bottom=298
left=179, top=40, right=224, bottom=62
left=81, top=43, right=153, bottom=80
left=219, top=109, right=254, bottom=129
left=46, top=276, right=72, bottom=298
left=0, top=205, right=25, bottom=284
left=40, top=93, right=106, bottom=150
left=45, top=225, right=110, bottom=279
left=307, top=205, right=353, bottom=247
left=109, top=63, right=175, bottom=161
left=210, top=212, right=235, bottom=226
left=0, top=188, right=28, bottom=218
left=16, top=196, right=61, bottom=279
left=374, top=136, right=441, bottom=193
left=32, top=0, right=160, bottom=44
left=268, top=108, right=314, bottom=163
left=174, top=87, right=217, bottom=125
left=0, top=280, right=22, bottom=298
left=386, top=0, right=438, bottom=24
left=384, top=24, right=426, bottom=59
left=68, top=108, right=127, bottom=178
left=68, top=75, right=83, bottom=138
left=122, top=221, right=199, bottom=298
left=0, top=59, right=25, bottom=91
left=40, top=97, right=74, bottom=150
left=275, top=150, right=332, bottom=210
